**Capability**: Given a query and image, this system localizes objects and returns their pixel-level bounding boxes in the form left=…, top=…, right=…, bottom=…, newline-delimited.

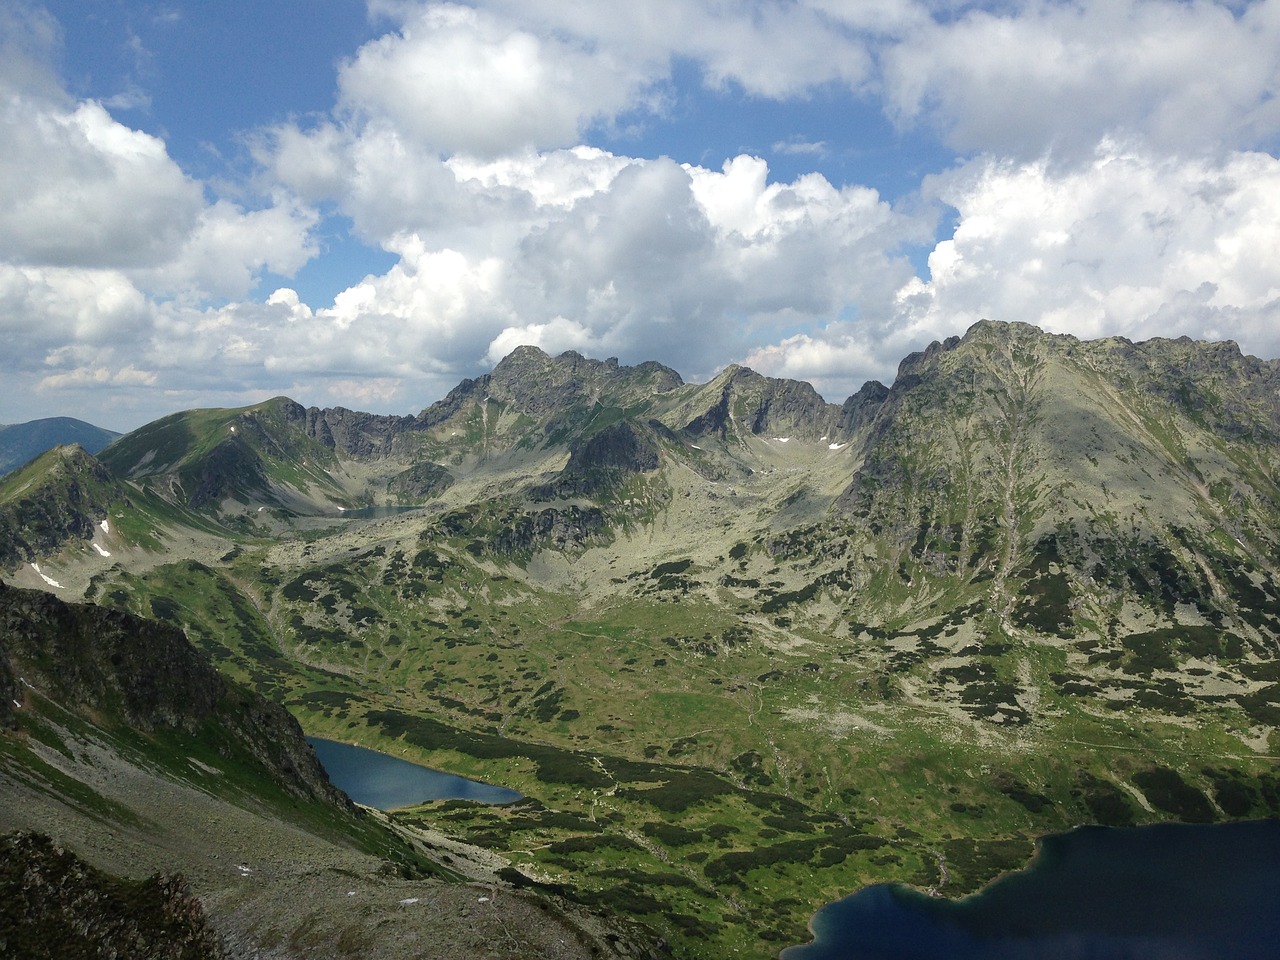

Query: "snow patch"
left=99, top=519, right=109, bottom=533
left=828, top=443, right=847, bottom=451
left=30, top=563, right=63, bottom=589
left=399, top=898, right=420, bottom=905
left=93, top=543, right=111, bottom=557
left=773, top=437, right=791, bottom=443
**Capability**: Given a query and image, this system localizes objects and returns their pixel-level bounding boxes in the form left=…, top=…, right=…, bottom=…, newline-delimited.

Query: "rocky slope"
left=0, top=582, right=662, bottom=959
left=0, top=445, right=133, bottom=570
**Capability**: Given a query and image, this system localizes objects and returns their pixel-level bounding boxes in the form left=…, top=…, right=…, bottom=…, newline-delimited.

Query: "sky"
left=3, top=1, right=1280, bottom=431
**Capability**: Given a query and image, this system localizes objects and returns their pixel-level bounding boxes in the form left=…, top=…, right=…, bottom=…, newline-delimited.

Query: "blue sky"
left=5, top=1, right=1280, bottom=429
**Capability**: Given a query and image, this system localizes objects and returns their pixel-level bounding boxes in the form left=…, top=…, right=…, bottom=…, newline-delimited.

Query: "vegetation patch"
left=1132, top=767, right=1215, bottom=823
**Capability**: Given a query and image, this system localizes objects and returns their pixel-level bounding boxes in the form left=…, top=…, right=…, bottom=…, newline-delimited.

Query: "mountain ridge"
left=5, top=319, right=1280, bottom=959
left=0, top=416, right=121, bottom=477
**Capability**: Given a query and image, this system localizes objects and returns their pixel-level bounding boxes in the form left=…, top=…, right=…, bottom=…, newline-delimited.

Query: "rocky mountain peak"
left=0, top=446, right=125, bottom=570
left=485, top=346, right=684, bottom=417
left=679, top=362, right=842, bottom=441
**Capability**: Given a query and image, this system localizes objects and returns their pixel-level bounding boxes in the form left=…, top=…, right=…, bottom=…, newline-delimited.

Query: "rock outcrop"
left=0, top=831, right=225, bottom=960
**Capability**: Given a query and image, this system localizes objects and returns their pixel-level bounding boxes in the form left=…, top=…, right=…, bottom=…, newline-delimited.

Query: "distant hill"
left=0, top=417, right=120, bottom=475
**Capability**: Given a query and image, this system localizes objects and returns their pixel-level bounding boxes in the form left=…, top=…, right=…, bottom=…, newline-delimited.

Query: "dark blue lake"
left=783, top=820, right=1280, bottom=960
left=307, top=737, right=521, bottom=809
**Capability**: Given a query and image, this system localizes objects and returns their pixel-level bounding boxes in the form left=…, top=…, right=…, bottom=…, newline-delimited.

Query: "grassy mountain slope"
left=6, top=320, right=1280, bottom=959
left=0, top=444, right=226, bottom=580
left=100, top=398, right=353, bottom=515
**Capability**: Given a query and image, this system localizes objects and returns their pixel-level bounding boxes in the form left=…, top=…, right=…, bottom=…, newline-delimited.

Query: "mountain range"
left=2, top=319, right=1279, bottom=959
left=0, top=416, right=121, bottom=477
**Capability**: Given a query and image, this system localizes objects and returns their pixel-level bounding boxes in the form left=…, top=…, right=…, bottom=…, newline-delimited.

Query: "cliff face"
left=531, top=419, right=664, bottom=499
left=482, top=347, right=684, bottom=420
left=0, top=582, right=346, bottom=808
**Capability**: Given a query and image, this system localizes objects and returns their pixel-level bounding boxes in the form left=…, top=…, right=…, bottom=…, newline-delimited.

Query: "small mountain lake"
left=783, top=819, right=1280, bottom=960
left=307, top=737, right=521, bottom=809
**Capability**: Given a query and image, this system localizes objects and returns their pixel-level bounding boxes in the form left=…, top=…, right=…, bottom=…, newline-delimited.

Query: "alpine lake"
left=784, top=818, right=1280, bottom=960
left=307, top=737, right=521, bottom=809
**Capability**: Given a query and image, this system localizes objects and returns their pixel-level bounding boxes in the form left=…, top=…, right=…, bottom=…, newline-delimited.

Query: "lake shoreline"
left=307, top=736, right=522, bottom=810
left=784, top=818, right=1280, bottom=960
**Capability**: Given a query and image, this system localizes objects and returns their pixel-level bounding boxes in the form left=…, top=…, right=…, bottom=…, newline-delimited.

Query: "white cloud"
left=471, top=0, right=887, bottom=98
left=772, top=138, right=828, bottom=157
left=447, top=146, right=634, bottom=209
left=0, top=1, right=65, bottom=101
left=135, top=199, right=319, bottom=302
left=0, top=264, right=153, bottom=351
left=881, top=0, right=1280, bottom=157
left=0, top=97, right=204, bottom=268
left=335, top=3, right=663, bottom=158
left=485, top=316, right=600, bottom=366
left=740, top=331, right=896, bottom=401
left=245, top=129, right=925, bottom=396
left=896, top=143, right=1280, bottom=357
left=8, top=0, right=1280, bottom=429
left=38, top=364, right=157, bottom=390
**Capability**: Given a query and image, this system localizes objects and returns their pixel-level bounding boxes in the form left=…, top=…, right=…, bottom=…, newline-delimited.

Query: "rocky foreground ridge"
left=0, top=831, right=225, bottom=960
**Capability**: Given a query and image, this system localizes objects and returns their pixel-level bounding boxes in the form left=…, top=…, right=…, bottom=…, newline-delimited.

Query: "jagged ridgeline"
left=4, top=320, right=1280, bottom=960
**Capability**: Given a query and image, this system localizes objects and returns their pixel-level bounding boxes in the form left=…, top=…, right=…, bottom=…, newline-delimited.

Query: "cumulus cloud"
left=335, top=3, right=665, bottom=158
left=0, top=20, right=323, bottom=424
left=0, top=97, right=203, bottom=268
left=896, top=143, right=1280, bottom=354
left=134, top=199, right=319, bottom=303
left=881, top=0, right=1280, bottom=157
left=39, top=364, right=157, bottom=390
left=0, top=264, right=153, bottom=352
left=741, top=331, right=898, bottom=401
left=727, top=140, right=1280, bottom=395
left=244, top=142, right=923, bottom=397
left=470, top=0, right=890, bottom=98
left=0, top=1, right=64, bottom=101
left=243, top=0, right=1280, bottom=410
left=8, top=0, right=1280, bottom=428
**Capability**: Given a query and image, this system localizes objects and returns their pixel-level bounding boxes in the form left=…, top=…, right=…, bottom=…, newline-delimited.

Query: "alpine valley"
left=3, top=320, right=1279, bottom=958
